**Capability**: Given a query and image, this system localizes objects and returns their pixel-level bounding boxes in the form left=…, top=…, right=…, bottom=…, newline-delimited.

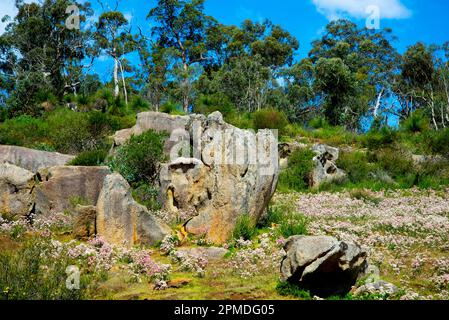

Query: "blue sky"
left=96, top=0, right=449, bottom=56
left=1, top=0, right=449, bottom=79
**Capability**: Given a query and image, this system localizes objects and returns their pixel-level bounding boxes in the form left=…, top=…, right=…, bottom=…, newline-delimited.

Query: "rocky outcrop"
left=0, top=163, right=35, bottom=219
left=114, top=111, right=279, bottom=244
left=113, top=112, right=190, bottom=153
left=162, top=112, right=279, bottom=243
left=96, top=173, right=171, bottom=247
left=35, top=166, right=111, bottom=216
left=0, top=145, right=74, bottom=173
left=311, top=144, right=346, bottom=187
left=280, top=235, right=368, bottom=297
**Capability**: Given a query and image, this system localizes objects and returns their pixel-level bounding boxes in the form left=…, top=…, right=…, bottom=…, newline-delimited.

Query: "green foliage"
left=232, top=214, right=257, bottom=241
left=69, top=149, right=108, bottom=166
left=337, top=151, right=374, bottom=184
left=259, top=202, right=308, bottom=238
left=362, top=126, right=397, bottom=150
left=130, top=96, right=150, bottom=112
left=252, top=108, right=289, bottom=134
left=0, top=239, right=88, bottom=300
left=0, top=115, right=48, bottom=146
left=401, top=110, right=430, bottom=134
left=278, top=148, right=315, bottom=192
left=309, top=117, right=329, bottom=129
left=109, top=130, right=166, bottom=185
left=132, top=183, right=162, bottom=211
left=427, top=128, right=449, bottom=157
left=276, top=281, right=312, bottom=299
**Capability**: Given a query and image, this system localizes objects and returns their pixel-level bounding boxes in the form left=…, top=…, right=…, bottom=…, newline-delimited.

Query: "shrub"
left=309, top=117, right=329, bottom=129
left=160, top=101, right=185, bottom=115
left=46, top=109, right=92, bottom=154
left=130, top=96, right=150, bottom=112
left=0, top=115, right=48, bottom=147
left=252, top=108, right=289, bottom=135
left=362, top=126, right=397, bottom=150
left=69, top=150, right=108, bottom=166
left=277, top=212, right=308, bottom=238
left=401, top=110, right=430, bottom=134
left=278, top=148, right=315, bottom=192
left=132, top=183, right=162, bottom=211
left=109, top=130, right=166, bottom=185
left=369, top=147, right=413, bottom=179
left=427, top=128, right=449, bottom=158
left=0, top=239, right=88, bottom=300
left=232, top=214, right=256, bottom=241
left=337, top=151, right=374, bottom=184
left=259, top=203, right=308, bottom=238
left=276, top=281, right=312, bottom=299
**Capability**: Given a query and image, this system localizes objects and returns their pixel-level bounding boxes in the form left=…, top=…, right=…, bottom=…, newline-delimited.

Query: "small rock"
left=167, top=279, right=191, bottom=289
left=280, top=235, right=368, bottom=298
left=354, top=280, right=399, bottom=297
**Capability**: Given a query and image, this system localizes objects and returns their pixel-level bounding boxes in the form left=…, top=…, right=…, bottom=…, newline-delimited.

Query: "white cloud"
left=312, top=0, right=411, bottom=20
left=0, top=0, right=38, bottom=34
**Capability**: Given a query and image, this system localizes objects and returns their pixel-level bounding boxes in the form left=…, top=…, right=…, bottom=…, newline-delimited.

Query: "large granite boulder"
left=113, top=112, right=190, bottom=154
left=0, top=145, right=74, bottom=173
left=96, top=173, right=171, bottom=247
left=280, top=235, right=368, bottom=297
left=0, top=163, right=35, bottom=219
left=311, top=144, right=346, bottom=188
left=118, top=111, right=279, bottom=244
left=34, top=166, right=111, bottom=216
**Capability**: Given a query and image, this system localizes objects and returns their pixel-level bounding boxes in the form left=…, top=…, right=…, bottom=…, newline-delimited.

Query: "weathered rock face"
left=311, top=144, right=346, bottom=188
left=0, top=145, right=74, bottom=173
left=136, top=111, right=279, bottom=244
left=280, top=235, right=368, bottom=297
left=34, top=166, right=111, bottom=216
left=73, top=205, right=97, bottom=240
left=96, top=173, right=171, bottom=247
left=0, top=163, right=35, bottom=219
left=113, top=112, right=190, bottom=154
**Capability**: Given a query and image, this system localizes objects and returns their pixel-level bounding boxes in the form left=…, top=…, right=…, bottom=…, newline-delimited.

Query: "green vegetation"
left=109, top=130, right=166, bottom=185
left=278, top=148, right=315, bottom=192
left=0, top=239, right=90, bottom=300
left=276, top=281, right=312, bottom=299
left=232, top=215, right=257, bottom=241
left=69, top=150, right=108, bottom=166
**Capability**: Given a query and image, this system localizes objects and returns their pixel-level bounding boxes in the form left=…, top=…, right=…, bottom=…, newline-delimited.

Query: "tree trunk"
left=113, top=59, right=120, bottom=98
left=373, top=88, right=384, bottom=118
left=118, top=59, right=128, bottom=105
left=182, top=62, right=189, bottom=113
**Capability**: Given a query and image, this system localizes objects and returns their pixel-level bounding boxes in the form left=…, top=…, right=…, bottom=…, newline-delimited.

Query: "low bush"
left=232, top=214, right=257, bottom=241
left=69, top=149, right=108, bottom=166
left=132, top=183, right=162, bottom=211
left=362, top=126, right=397, bottom=150
left=278, top=148, right=315, bottom=192
left=0, top=115, right=48, bottom=147
left=109, top=130, right=167, bottom=185
left=400, top=110, right=430, bottom=134
left=252, top=108, right=289, bottom=135
left=0, top=239, right=88, bottom=300
left=276, top=281, right=312, bottom=299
